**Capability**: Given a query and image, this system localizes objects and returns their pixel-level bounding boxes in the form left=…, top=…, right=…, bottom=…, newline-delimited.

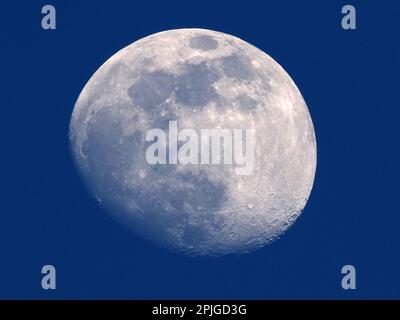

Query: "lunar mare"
left=69, top=29, right=317, bottom=256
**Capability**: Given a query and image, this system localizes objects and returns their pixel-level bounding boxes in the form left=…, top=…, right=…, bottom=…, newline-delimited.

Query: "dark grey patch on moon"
left=189, top=35, right=219, bottom=51
left=174, top=62, right=220, bottom=107
left=129, top=62, right=220, bottom=109
left=128, top=70, right=175, bottom=107
left=219, top=54, right=254, bottom=80
left=235, top=94, right=258, bottom=112
left=178, top=170, right=226, bottom=212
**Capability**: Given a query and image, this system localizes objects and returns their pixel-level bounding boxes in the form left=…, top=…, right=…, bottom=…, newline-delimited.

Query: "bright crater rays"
left=69, top=29, right=317, bottom=256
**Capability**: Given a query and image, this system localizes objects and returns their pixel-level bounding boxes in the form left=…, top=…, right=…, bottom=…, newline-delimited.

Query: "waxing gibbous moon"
left=69, top=29, right=317, bottom=256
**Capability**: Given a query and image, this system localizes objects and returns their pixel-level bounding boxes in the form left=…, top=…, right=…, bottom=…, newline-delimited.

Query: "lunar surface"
left=69, top=29, right=317, bottom=256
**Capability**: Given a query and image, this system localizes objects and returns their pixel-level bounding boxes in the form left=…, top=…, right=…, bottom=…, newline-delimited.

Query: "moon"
left=69, top=29, right=317, bottom=256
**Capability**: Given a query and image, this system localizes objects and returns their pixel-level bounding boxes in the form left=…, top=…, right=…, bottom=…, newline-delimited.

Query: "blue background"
left=1, top=0, right=399, bottom=299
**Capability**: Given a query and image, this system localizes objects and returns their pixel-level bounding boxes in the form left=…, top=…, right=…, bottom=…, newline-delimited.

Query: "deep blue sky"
left=1, top=0, right=399, bottom=299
